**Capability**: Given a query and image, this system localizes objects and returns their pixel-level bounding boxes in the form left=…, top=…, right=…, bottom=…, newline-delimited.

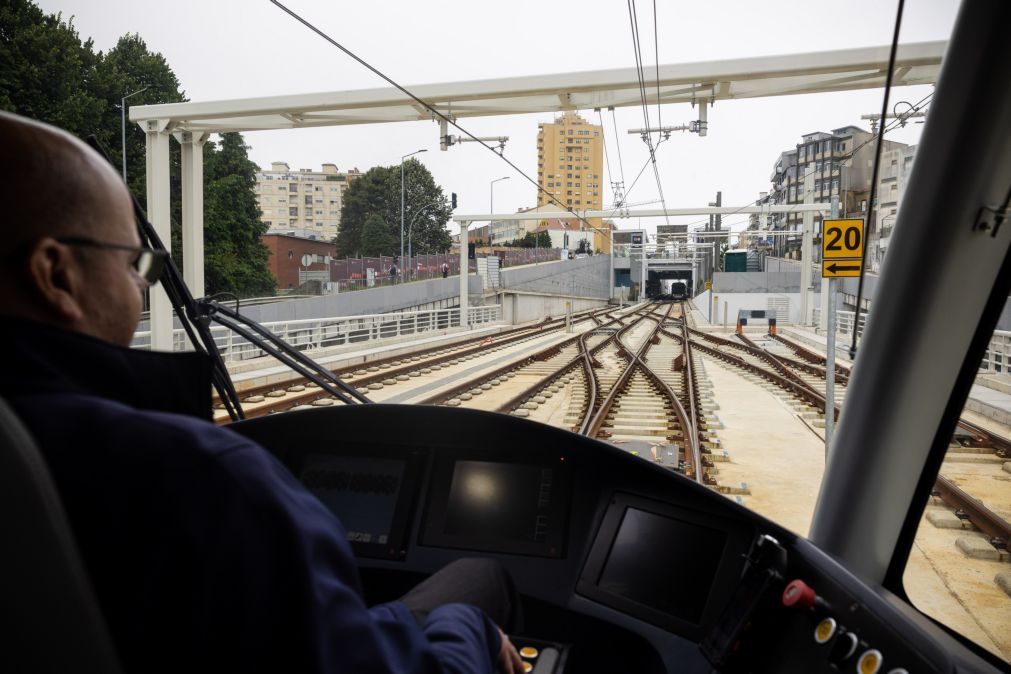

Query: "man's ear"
left=26, top=238, right=86, bottom=324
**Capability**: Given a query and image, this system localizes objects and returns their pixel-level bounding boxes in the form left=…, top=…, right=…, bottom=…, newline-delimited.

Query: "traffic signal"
left=451, top=192, right=457, bottom=209
left=468, top=242, right=476, bottom=260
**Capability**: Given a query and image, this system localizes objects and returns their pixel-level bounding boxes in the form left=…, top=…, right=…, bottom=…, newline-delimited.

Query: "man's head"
left=0, top=111, right=146, bottom=346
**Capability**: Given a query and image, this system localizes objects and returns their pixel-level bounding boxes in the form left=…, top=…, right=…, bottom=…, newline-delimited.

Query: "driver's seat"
left=0, top=396, right=123, bottom=673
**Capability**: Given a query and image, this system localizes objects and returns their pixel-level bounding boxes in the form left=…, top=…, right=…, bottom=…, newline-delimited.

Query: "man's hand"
left=497, top=628, right=525, bottom=674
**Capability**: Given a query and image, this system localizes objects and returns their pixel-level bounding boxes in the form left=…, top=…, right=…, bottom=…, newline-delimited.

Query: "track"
left=216, top=306, right=614, bottom=420
left=694, top=328, right=1010, bottom=555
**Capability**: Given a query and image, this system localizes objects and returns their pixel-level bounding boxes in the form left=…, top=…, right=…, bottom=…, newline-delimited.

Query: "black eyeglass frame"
left=56, top=236, right=168, bottom=286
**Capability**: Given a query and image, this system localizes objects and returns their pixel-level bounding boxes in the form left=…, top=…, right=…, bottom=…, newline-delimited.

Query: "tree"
left=202, top=133, right=277, bottom=297
left=336, top=159, right=452, bottom=257
left=0, top=1, right=105, bottom=136
left=1, top=4, right=274, bottom=297
left=360, top=214, right=395, bottom=257
left=537, top=231, right=552, bottom=248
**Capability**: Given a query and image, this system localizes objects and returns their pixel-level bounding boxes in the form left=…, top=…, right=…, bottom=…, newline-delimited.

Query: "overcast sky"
left=37, top=0, right=960, bottom=238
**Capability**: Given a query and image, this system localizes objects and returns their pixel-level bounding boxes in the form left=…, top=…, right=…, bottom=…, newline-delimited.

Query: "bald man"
left=0, top=111, right=523, bottom=674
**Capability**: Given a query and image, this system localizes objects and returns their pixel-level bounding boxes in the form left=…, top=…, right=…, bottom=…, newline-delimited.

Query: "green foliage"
left=336, top=159, right=452, bottom=257
left=203, top=133, right=276, bottom=297
left=1, top=2, right=275, bottom=297
left=360, top=214, right=395, bottom=257
left=0, top=1, right=104, bottom=136
left=537, top=231, right=552, bottom=248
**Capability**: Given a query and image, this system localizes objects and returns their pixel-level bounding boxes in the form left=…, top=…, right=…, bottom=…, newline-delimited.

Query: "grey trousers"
left=399, top=558, right=522, bottom=632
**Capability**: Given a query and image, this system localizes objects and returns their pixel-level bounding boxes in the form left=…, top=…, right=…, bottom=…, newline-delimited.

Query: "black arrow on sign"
left=827, top=262, right=860, bottom=273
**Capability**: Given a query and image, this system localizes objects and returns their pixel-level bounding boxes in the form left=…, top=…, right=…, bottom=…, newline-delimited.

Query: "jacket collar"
left=0, top=319, right=214, bottom=420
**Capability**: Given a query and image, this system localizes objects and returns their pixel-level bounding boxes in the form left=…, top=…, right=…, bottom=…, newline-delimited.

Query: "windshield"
left=18, top=0, right=1008, bottom=663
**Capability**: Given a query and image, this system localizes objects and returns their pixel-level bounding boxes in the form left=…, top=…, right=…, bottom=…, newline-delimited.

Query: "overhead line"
left=270, top=0, right=612, bottom=238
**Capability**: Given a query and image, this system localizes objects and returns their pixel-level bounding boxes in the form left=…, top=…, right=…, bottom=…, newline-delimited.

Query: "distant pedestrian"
left=441, top=262, right=449, bottom=278
left=389, top=263, right=398, bottom=282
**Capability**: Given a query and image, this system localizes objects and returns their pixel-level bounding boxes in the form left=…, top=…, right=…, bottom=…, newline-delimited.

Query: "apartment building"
left=875, top=144, right=917, bottom=258
left=255, top=162, right=360, bottom=241
left=766, top=126, right=909, bottom=263
left=536, top=112, right=605, bottom=235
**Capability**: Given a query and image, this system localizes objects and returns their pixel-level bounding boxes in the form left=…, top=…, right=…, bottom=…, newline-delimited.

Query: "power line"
left=269, top=0, right=612, bottom=238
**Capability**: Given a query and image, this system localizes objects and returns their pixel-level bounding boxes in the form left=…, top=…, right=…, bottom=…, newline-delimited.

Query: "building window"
left=289, top=207, right=298, bottom=216
left=289, top=183, right=297, bottom=192
left=288, top=250, right=294, bottom=259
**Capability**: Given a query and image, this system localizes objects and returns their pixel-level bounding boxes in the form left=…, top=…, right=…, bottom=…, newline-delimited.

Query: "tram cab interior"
left=3, top=0, right=1011, bottom=672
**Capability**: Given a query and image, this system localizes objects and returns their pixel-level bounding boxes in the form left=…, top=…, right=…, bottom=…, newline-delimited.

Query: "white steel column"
left=819, top=197, right=840, bottom=332
left=176, top=131, right=209, bottom=298
left=799, top=169, right=815, bottom=325
left=459, top=222, right=469, bottom=328
left=143, top=119, right=173, bottom=351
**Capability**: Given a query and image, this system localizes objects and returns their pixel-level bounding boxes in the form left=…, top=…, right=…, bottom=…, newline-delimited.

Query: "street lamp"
left=121, top=85, right=149, bottom=181
left=407, top=201, right=441, bottom=277
left=401, top=149, right=428, bottom=266
left=489, top=176, right=509, bottom=249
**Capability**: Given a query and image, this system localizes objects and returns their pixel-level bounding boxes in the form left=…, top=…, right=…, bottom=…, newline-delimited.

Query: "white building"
left=254, top=162, right=360, bottom=241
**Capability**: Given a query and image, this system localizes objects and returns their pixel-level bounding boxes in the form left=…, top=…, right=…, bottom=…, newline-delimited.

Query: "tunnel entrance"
left=646, top=269, right=694, bottom=299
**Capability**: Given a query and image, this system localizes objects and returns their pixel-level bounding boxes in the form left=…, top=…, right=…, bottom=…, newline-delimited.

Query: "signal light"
left=451, top=192, right=457, bottom=209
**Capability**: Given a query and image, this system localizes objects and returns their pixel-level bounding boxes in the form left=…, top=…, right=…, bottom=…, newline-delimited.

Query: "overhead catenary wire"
left=627, top=0, right=671, bottom=228
left=270, top=0, right=614, bottom=238
left=850, top=0, right=906, bottom=360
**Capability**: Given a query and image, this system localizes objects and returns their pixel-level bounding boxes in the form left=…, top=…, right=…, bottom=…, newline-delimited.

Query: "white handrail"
left=131, top=305, right=502, bottom=362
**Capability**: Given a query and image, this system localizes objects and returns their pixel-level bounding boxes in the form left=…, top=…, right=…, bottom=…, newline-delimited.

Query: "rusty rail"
left=934, top=475, right=1010, bottom=547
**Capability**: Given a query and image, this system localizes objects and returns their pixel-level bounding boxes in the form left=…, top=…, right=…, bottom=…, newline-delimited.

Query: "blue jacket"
left=0, top=320, right=501, bottom=673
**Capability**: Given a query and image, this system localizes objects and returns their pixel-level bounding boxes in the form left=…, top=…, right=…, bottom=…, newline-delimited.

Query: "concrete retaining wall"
left=500, top=255, right=610, bottom=299
left=499, top=292, right=608, bottom=324
left=695, top=289, right=802, bottom=324
left=712, top=271, right=801, bottom=293
left=229, top=276, right=484, bottom=323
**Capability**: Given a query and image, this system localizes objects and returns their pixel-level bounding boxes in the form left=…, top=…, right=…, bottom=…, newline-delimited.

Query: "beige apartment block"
left=536, top=112, right=605, bottom=239
left=255, top=162, right=360, bottom=241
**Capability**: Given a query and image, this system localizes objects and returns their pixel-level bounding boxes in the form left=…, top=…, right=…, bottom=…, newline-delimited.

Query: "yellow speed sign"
left=822, top=218, right=865, bottom=278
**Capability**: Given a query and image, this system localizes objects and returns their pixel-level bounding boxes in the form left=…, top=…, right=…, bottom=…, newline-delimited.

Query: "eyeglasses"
left=56, top=237, right=168, bottom=286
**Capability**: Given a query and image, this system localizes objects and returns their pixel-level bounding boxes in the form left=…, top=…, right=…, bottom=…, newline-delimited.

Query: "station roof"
left=130, top=42, right=945, bottom=134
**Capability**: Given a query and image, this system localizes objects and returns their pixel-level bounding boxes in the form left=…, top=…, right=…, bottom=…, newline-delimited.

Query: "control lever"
left=699, top=534, right=788, bottom=669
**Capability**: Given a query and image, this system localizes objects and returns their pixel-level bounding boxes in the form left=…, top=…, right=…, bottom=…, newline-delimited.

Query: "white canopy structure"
left=130, top=42, right=944, bottom=349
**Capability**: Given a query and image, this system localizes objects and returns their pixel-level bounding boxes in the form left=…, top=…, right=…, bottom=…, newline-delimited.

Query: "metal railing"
left=979, top=330, right=1011, bottom=373
left=813, top=308, right=867, bottom=340
left=131, top=305, right=502, bottom=362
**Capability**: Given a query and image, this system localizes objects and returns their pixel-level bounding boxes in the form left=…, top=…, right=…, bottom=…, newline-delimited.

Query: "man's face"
left=74, top=178, right=147, bottom=347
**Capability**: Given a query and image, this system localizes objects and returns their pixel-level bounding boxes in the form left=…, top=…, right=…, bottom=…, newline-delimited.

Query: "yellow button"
left=857, top=649, right=882, bottom=674
left=814, top=617, right=837, bottom=644
left=522, top=662, right=533, bottom=673
left=520, top=646, right=539, bottom=659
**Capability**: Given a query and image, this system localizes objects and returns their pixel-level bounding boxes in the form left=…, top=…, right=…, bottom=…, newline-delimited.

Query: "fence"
left=132, top=305, right=502, bottom=362
left=297, top=249, right=563, bottom=295
left=814, top=309, right=1011, bottom=375
left=813, top=309, right=867, bottom=340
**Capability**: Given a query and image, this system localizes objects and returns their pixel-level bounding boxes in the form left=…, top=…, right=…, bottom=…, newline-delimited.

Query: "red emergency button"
left=782, top=579, right=817, bottom=609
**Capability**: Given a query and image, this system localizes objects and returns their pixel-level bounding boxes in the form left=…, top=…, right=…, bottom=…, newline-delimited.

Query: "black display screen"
left=422, top=457, right=570, bottom=557
left=300, top=455, right=405, bottom=548
left=444, top=460, right=553, bottom=544
left=597, top=507, right=728, bottom=624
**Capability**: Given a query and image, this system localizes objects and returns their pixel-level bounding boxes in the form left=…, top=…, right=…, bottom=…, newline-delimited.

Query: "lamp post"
left=121, top=85, right=149, bottom=181
left=407, top=201, right=440, bottom=278
left=401, top=149, right=427, bottom=267
left=489, top=176, right=509, bottom=250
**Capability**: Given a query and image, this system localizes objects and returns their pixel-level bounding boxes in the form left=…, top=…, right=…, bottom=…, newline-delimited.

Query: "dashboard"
left=230, top=405, right=1003, bottom=674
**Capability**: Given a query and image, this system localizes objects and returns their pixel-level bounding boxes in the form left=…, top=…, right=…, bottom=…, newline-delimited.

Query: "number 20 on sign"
left=822, top=218, right=864, bottom=278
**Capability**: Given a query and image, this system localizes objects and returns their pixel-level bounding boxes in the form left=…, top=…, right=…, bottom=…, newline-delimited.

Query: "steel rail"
left=767, top=332, right=851, bottom=382
left=690, top=327, right=828, bottom=402
left=583, top=304, right=705, bottom=484
left=222, top=307, right=611, bottom=418
left=934, top=475, right=1010, bottom=548
left=418, top=304, right=658, bottom=408
left=689, top=337, right=838, bottom=419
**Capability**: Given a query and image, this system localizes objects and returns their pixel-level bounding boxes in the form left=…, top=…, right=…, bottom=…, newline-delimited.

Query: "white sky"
left=37, top=0, right=960, bottom=237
